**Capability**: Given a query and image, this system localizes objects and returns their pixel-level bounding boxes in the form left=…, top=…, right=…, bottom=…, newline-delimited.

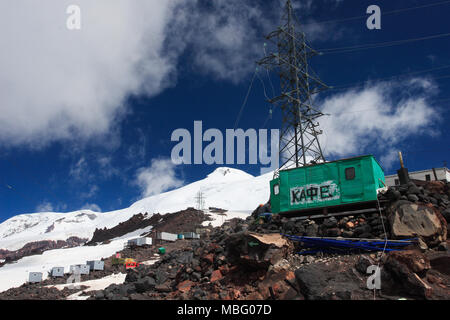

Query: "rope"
left=373, top=196, right=388, bottom=300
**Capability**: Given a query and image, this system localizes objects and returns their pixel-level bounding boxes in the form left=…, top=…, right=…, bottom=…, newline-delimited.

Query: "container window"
left=345, top=167, right=355, bottom=180
left=273, top=184, right=280, bottom=195
left=425, top=174, right=431, bottom=181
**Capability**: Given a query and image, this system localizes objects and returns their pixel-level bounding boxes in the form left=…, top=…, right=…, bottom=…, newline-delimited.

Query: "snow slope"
left=202, top=210, right=252, bottom=228
left=0, top=167, right=272, bottom=251
left=54, top=273, right=127, bottom=300
left=0, top=226, right=153, bottom=293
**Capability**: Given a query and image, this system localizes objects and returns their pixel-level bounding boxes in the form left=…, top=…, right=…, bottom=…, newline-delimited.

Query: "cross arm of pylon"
left=271, top=55, right=329, bottom=90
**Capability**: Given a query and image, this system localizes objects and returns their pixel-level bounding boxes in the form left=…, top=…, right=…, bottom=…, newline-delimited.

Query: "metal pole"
left=398, top=151, right=404, bottom=168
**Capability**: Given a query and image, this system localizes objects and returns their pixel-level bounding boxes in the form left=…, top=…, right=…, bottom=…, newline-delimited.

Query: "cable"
left=261, top=114, right=270, bottom=129
left=329, top=65, right=450, bottom=90
left=256, top=70, right=271, bottom=102
left=233, top=69, right=257, bottom=130
left=374, top=196, right=388, bottom=300
left=263, top=45, right=277, bottom=98
left=326, top=103, right=450, bottom=116
left=299, top=0, right=450, bottom=27
left=433, top=97, right=450, bottom=103
left=330, top=74, right=450, bottom=92
left=319, top=32, right=450, bottom=54
left=261, top=107, right=274, bottom=129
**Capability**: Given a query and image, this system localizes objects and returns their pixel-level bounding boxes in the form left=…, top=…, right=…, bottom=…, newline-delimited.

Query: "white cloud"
left=165, top=0, right=347, bottom=83
left=380, top=149, right=400, bottom=170
left=318, top=78, right=439, bottom=168
left=97, top=156, right=120, bottom=179
left=167, top=0, right=276, bottom=83
left=69, top=155, right=121, bottom=185
left=135, top=158, right=183, bottom=197
left=0, top=0, right=179, bottom=147
left=125, top=128, right=147, bottom=165
left=35, top=201, right=67, bottom=213
left=35, top=201, right=54, bottom=213
left=80, top=185, right=99, bottom=199
left=81, top=203, right=102, bottom=212
left=0, top=0, right=343, bottom=148
left=69, top=157, right=90, bottom=181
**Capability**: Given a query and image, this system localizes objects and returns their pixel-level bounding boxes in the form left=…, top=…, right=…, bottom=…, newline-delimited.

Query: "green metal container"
left=158, top=247, right=166, bottom=254
left=270, top=155, right=386, bottom=214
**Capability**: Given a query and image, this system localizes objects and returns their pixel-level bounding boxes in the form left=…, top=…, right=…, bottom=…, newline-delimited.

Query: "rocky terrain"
left=0, top=180, right=448, bottom=300
left=85, top=215, right=450, bottom=300
left=86, top=208, right=211, bottom=246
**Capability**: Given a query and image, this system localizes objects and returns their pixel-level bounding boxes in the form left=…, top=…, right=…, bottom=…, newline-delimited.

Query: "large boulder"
left=424, top=181, right=446, bottom=195
left=257, top=269, right=301, bottom=300
left=251, top=202, right=271, bottom=218
left=442, top=208, right=450, bottom=224
left=294, top=262, right=373, bottom=300
left=383, top=250, right=433, bottom=299
left=225, top=232, right=292, bottom=270
left=387, top=201, right=447, bottom=246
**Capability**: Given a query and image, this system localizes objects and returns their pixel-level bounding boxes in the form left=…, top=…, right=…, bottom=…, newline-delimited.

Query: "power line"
left=256, top=69, right=271, bottom=102
left=301, top=0, right=450, bottom=27
left=256, top=70, right=275, bottom=129
left=328, top=74, right=450, bottom=92
left=263, top=45, right=277, bottom=97
left=233, top=69, right=257, bottom=130
left=319, top=32, right=450, bottom=54
left=433, top=97, right=450, bottom=103
left=330, top=74, right=450, bottom=92
left=328, top=64, right=450, bottom=90
left=325, top=101, right=450, bottom=117
left=260, top=107, right=274, bottom=129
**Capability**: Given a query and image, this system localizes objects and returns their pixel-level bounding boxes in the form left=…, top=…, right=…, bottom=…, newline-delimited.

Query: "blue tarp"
left=282, top=234, right=416, bottom=255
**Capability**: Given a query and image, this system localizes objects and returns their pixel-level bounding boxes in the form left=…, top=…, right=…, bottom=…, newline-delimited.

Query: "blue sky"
left=1, top=0, right=449, bottom=222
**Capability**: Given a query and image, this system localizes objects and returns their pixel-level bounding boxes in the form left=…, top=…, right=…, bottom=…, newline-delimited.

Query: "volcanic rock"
left=387, top=201, right=447, bottom=246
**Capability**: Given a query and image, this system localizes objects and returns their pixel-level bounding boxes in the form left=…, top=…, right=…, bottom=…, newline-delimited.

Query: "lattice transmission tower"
left=257, top=0, right=328, bottom=176
left=195, top=190, right=205, bottom=211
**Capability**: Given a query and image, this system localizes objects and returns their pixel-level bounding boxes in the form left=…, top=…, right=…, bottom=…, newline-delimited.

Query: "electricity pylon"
left=257, top=0, right=328, bottom=176
left=195, top=191, right=205, bottom=211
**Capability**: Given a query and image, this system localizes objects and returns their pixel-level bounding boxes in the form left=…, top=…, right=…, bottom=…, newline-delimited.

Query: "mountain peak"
left=207, top=167, right=254, bottom=179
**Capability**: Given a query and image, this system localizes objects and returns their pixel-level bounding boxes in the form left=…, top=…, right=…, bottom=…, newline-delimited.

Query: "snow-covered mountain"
left=0, top=167, right=272, bottom=293
left=0, top=167, right=272, bottom=251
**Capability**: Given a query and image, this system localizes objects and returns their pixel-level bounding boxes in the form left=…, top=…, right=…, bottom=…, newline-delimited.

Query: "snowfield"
left=0, top=167, right=272, bottom=292
left=202, top=210, right=252, bottom=228
left=0, top=226, right=153, bottom=293
left=49, top=273, right=127, bottom=300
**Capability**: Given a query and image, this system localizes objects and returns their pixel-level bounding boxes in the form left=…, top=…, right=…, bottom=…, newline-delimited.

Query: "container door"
left=339, top=161, right=364, bottom=202
left=269, top=179, right=281, bottom=213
